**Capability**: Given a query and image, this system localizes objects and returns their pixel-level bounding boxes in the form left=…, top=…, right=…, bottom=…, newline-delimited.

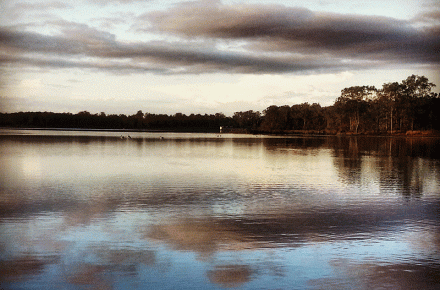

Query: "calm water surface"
left=1, top=129, right=440, bottom=289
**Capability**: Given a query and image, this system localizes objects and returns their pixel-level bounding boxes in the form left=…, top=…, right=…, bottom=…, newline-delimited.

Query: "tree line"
left=0, top=110, right=232, bottom=132
left=233, top=74, right=440, bottom=135
left=1, top=74, right=439, bottom=135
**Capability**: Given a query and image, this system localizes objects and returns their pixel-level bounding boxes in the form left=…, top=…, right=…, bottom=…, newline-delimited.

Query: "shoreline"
left=1, top=127, right=440, bottom=138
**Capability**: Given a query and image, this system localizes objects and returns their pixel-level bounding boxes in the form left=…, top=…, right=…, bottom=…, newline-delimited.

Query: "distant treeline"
left=0, top=111, right=231, bottom=133
left=1, top=74, right=439, bottom=135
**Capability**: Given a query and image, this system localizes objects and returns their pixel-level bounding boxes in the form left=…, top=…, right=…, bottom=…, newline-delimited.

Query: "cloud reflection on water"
left=1, top=132, right=440, bottom=289
left=207, top=265, right=254, bottom=288
left=0, top=256, right=57, bottom=282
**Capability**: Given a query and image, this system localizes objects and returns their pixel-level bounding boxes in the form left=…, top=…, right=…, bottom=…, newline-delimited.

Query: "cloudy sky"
left=1, top=0, right=439, bottom=115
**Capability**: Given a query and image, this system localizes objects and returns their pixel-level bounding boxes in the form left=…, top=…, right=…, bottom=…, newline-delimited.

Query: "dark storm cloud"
left=0, top=27, right=346, bottom=74
left=144, top=2, right=440, bottom=64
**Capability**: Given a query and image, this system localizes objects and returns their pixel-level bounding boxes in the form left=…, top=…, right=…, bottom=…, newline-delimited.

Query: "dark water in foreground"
left=1, top=129, right=440, bottom=289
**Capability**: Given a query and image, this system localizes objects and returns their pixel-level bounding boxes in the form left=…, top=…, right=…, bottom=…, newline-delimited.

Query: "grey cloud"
left=100, top=42, right=342, bottom=73
left=11, top=1, right=71, bottom=10
left=4, top=0, right=437, bottom=76
left=1, top=1, right=70, bottom=23
left=414, top=8, right=440, bottom=24
left=0, top=54, right=165, bottom=74
left=421, top=10, right=440, bottom=21
left=60, top=23, right=117, bottom=45
left=144, top=2, right=440, bottom=64
left=91, top=15, right=132, bottom=30
left=0, top=27, right=349, bottom=74
left=0, top=29, right=83, bottom=55
left=87, top=0, right=152, bottom=5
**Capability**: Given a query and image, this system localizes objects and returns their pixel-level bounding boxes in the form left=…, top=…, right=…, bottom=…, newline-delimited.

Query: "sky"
left=0, top=0, right=439, bottom=116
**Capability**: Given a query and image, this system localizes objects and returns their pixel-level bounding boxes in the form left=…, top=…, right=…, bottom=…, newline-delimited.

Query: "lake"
left=1, top=129, right=439, bottom=289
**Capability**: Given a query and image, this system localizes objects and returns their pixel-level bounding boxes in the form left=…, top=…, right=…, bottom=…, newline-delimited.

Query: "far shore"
left=2, top=127, right=440, bottom=138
